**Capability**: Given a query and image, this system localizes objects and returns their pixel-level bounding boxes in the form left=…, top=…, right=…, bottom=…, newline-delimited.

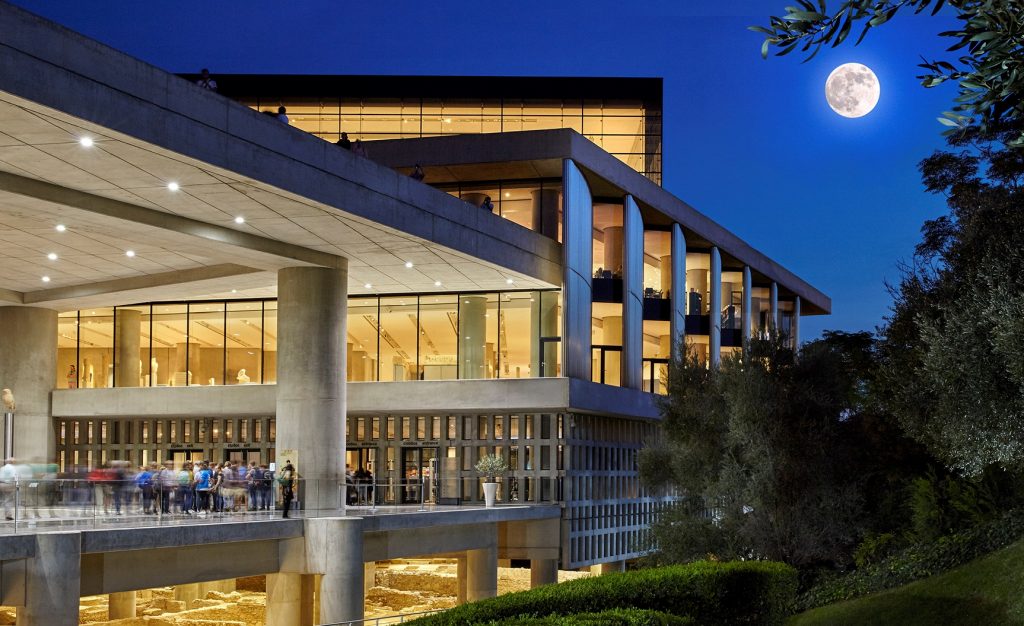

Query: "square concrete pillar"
left=456, top=556, right=468, bottom=605
left=466, top=547, right=498, bottom=602
left=266, top=572, right=311, bottom=626
left=530, top=559, right=558, bottom=588
left=108, top=591, right=136, bottom=619
left=305, top=518, right=364, bottom=624
left=18, top=532, right=80, bottom=626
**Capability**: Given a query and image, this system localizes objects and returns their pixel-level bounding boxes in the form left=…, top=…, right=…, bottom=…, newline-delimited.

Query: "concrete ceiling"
left=0, top=93, right=554, bottom=311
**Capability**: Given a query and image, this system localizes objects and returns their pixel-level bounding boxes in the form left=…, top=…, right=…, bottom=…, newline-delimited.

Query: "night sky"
left=13, top=0, right=961, bottom=340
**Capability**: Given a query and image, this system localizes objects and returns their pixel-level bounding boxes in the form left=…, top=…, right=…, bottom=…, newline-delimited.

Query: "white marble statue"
left=1, top=389, right=14, bottom=412
left=236, top=369, right=250, bottom=384
left=208, top=377, right=216, bottom=386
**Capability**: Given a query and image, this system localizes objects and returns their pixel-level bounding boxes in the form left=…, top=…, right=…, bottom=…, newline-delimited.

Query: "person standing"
left=158, top=460, right=175, bottom=515
left=352, top=139, right=368, bottom=157
left=276, top=106, right=289, bottom=124
left=336, top=132, right=351, bottom=150
left=194, top=461, right=212, bottom=517
left=195, top=68, right=218, bottom=91
left=410, top=164, right=425, bottom=181
left=280, top=460, right=296, bottom=518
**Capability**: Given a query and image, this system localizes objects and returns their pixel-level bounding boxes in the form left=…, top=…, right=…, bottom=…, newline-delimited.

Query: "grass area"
left=788, top=539, right=1024, bottom=626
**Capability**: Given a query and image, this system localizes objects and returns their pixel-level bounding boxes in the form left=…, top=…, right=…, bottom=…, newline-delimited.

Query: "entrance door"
left=401, top=447, right=438, bottom=504
left=224, top=448, right=262, bottom=465
left=168, top=449, right=203, bottom=467
left=345, top=448, right=378, bottom=505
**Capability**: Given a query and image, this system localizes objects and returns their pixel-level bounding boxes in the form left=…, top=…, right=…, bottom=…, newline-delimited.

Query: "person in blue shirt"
left=193, top=461, right=213, bottom=517
left=135, top=464, right=154, bottom=514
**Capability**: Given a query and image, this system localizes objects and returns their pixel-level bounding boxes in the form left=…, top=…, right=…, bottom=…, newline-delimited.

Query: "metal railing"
left=322, top=608, right=443, bottom=626
left=0, top=474, right=465, bottom=534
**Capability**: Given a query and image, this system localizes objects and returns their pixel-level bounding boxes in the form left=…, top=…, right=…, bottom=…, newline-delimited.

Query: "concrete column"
left=459, top=295, right=488, bottom=379
left=793, top=296, right=802, bottom=350
left=266, top=573, right=306, bottom=626
left=598, top=560, right=626, bottom=574
left=173, top=342, right=199, bottom=386
left=602, top=226, right=623, bottom=273
left=709, top=248, right=722, bottom=368
left=174, top=583, right=199, bottom=604
left=562, top=159, right=593, bottom=382
left=531, top=188, right=560, bottom=240
left=466, top=547, right=498, bottom=602
left=307, top=518, right=364, bottom=624
left=621, top=196, right=643, bottom=390
left=114, top=309, right=141, bottom=388
left=456, top=555, right=468, bottom=604
left=364, top=562, right=376, bottom=594
left=17, top=532, right=80, bottom=626
left=0, top=306, right=57, bottom=463
left=669, top=224, right=686, bottom=363
left=199, top=578, right=236, bottom=595
left=276, top=265, right=347, bottom=510
left=108, top=591, right=136, bottom=619
left=602, top=315, right=622, bottom=385
left=742, top=267, right=752, bottom=349
left=769, top=282, right=779, bottom=331
left=530, top=292, right=559, bottom=377
left=530, top=559, right=558, bottom=588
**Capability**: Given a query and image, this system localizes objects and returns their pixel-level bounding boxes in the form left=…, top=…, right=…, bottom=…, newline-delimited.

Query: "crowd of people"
left=0, top=457, right=296, bottom=520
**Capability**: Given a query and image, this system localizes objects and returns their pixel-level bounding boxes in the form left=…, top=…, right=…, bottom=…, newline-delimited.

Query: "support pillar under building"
left=306, top=517, right=364, bottom=624
left=17, top=532, right=81, bottom=626
left=266, top=573, right=313, bottom=626
left=275, top=264, right=348, bottom=509
left=466, top=546, right=498, bottom=602
left=108, top=591, right=136, bottom=620
left=530, top=559, right=558, bottom=588
left=0, top=306, right=57, bottom=463
left=769, top=282, right=779, bottom=331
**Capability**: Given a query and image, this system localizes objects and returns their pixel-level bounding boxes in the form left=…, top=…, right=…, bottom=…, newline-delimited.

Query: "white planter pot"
left=483, top=481, right=499, bottom=508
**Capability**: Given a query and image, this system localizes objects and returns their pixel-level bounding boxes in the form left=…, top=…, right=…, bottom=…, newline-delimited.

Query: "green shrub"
left=852, top=532, right=898, bottom=568
left=408, top=561, right=797, bottom=626
left=486, top=608, right=693, bottom=625
left=798, top=508, right=1024, bottom=610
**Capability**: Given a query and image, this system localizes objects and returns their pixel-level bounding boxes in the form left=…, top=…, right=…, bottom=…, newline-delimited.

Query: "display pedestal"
left=483, top=482, right=498, bottom=508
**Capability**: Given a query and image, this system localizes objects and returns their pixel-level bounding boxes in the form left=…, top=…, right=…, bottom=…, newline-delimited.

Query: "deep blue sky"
left=14, top=0, right=959, bottom=339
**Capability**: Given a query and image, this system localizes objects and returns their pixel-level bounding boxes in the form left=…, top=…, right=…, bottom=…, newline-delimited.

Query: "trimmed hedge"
left=798, top=508, right=1024, bottom=610
left=485, top=608, right=692, bottom=625
left=408, top=561, right=797, bottom=626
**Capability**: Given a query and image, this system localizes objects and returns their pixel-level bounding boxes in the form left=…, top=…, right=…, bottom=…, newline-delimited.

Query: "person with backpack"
left=259, top=464, right=272, bottom=511
left=177, top=462, right=193, bottom=514
left=247, top=462, right=262, bottom=511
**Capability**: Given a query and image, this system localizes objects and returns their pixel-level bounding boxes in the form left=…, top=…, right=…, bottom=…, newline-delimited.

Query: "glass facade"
left=56, top=290, right=562, bottom=388
left=239, top=96, right=661, bottom=184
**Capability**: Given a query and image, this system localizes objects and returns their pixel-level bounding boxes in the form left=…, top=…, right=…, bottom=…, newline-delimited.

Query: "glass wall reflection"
left=55, top=290, right=562, bottom=388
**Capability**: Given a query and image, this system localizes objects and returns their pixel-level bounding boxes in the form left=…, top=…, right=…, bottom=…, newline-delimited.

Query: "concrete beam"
left=363, top=522, right=497, bottom=562
left=24, top=264, right=264, bottom=306
left=0, top=170, right=344, bottom=270
left=80, top=539, right=282, bottom=595
left=498, top=518, right=561, bottom=561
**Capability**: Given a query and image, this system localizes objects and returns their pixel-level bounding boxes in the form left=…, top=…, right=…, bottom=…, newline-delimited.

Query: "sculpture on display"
left=208, top=377, right=216, bottom=386
left=151, top=357, right=159, bottom=384
left=236, top=369, right=250, bottom=384
left=1, top=389, right=14, bottom=412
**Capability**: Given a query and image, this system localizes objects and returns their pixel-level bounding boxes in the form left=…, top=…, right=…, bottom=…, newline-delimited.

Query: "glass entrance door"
left=346, top=448, right=377, bottom=505
left=224, top=448, right=262, bottom=465
left=168, top=449, right=203, bottom=467
left=401, top=447, right=438, bottom=504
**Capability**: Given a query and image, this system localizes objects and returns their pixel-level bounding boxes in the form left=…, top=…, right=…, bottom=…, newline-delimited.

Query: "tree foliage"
left=876, top=122, right=1024, bottom=475
left=641, top=332, right=900, bottom=567
left=752, top=1, right=1024, bottom=145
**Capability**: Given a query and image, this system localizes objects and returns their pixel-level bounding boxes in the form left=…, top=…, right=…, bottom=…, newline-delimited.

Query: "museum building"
left=0, top=3, right=829, bottom=574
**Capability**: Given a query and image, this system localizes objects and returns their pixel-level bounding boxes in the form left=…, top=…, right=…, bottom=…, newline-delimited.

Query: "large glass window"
left=151, top=304, right=186, bottom=386
left=227, top=301, right=262, bottom=385
left=57, top=312, right=78, bottom=389
left=379, top=297, right=417, bottom=382
left=189, top=302, right=224, bottom=386
left=347, top=297, right=379, bottom=382
left=418, top=295, right=458, bottom=381
left=263, top=301, right=277, bottom=384
left=458, top=293, right=498, bottom=379
left=78, top=307, right=113, bottom=388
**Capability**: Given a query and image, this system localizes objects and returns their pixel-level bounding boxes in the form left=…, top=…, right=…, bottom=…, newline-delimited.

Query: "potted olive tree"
left=475, top=454, right=508, bottom=508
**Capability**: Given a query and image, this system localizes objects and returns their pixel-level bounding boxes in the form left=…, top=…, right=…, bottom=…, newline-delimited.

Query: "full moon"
left=825, top=63, right=880, bottom=118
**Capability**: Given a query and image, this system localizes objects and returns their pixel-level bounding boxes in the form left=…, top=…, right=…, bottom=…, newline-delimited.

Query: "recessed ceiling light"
left=41, top=276, right=50, bottom=283
left=167, top=182, right=180, bottom=192
left=434, top=280, right=442, bottom=287
left=79, top=137, right=94, bottom=148
left=364, top=283, right=373, bottom=289
left=405, top=261, right=414, bottom=268
left=504, top=192, right=510, bottom=198
left=55, top=224, right=66, bottom=232
left=125, top=250, right=136, bottom=257
left=231, top=289, right=238, bottom=294
left=506, top=278, right=515, bottom=284
left=234, top=216, right=245, bottom=224
left=47, top=253, right=58, bottom=261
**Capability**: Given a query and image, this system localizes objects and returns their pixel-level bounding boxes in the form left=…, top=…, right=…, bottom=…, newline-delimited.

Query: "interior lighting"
left=231, top=289, right=238, bottom=293
left=506, top=278, right=515, bottom=285
left=405, top=261, right=414, bottom=268
left=55, top=224, right=66, bottom=232
left=364, top=283, right=373, bottom=289
left=167, top=182, right=180, bottom=192
left=504, top=192, right=510, bottom=198
left=79, top=137, right=94, bottom=148
left=125, top=250, right=136, bottom=257
left=47, top=253, right=58, bottom=261
left=41, top=276, right=51, bottom=283
left=434, top=280, right=442, bottom=287
left=234, top=216, right=245, bottom=224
